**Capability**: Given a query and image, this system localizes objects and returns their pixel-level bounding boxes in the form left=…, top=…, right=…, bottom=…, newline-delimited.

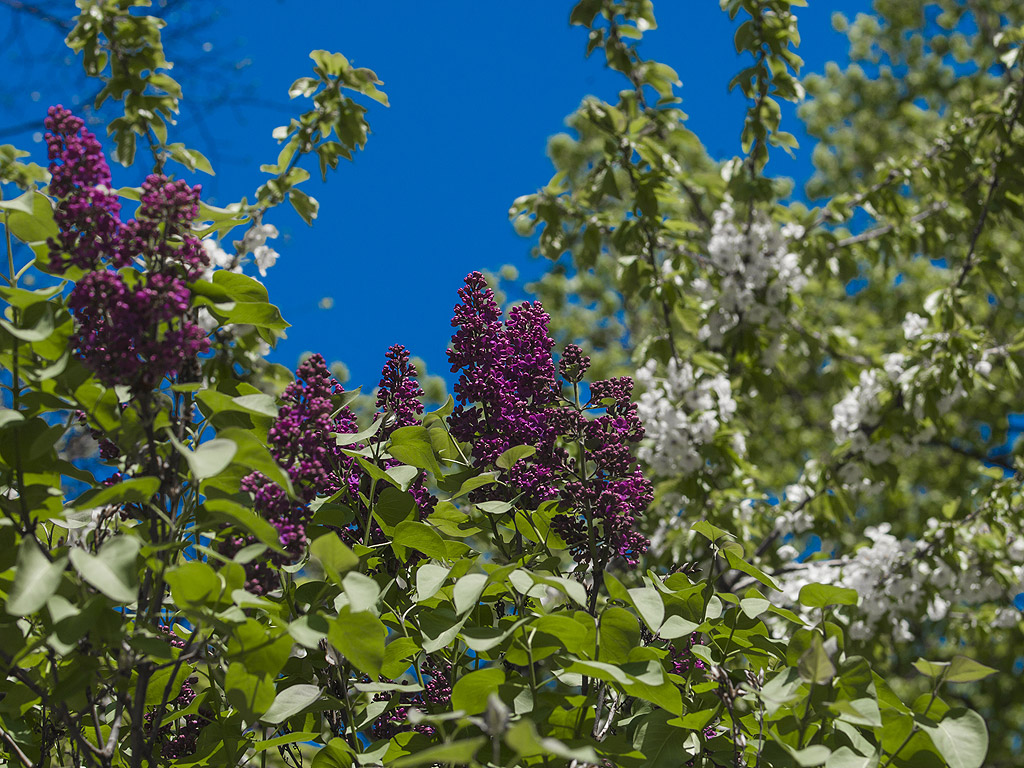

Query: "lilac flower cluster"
left=667, top=633, right=706, bottom=676
left=374, top=344, right=436, bottom=523
left=45, top=106, right=123, bottom=272
left=376, top=344, right=426, bottom=435
left=231, top=347, right=435, bottom=591
left=448, top=273, right=561, bottom=505
left=554, top=374, right=652, bottom=568
left=146, top=627, right=210, bottom=759
left=370, top=657, right=451, bottom=739
left=227, top=354, right=360, bottom=595
left=44, top=106, right=209, bottom=389
left=446, top=273, right=651, bottom=568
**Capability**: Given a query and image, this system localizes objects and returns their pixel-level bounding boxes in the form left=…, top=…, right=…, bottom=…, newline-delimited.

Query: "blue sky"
left=1, top=1, right=870, bottom=389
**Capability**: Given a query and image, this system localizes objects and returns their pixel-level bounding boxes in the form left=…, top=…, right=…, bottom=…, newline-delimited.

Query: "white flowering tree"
left=513, top=0, right=1024, bottom=761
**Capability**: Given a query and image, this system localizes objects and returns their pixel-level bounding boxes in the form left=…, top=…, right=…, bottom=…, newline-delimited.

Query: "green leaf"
left=180, top=438, right=237, bottom=480
left=724, top=549, right=781, bottom=591
left=392, top=521, right=448, bottom=560
left=799, top=583, right=858, bottom=609
left=212, top=300, right=289, bottom=330
left=449, top=471, right=498, bottom=499
left=599, top=606, right=641, bottom=664
left=658, top=614, right=699, bottom=640
left=217, top=427, right=293, bottom=492
left=225, top=662, right=276, bottom=721
left=0, top=191, right=37, bottom=215
left=416, top=562, right=450, bottom=601
left=692, top=519, right=732, bottom=542
left=333, top=418, right=383, bottom=447
left=373, top=487, right=417, bottom=534
left=213, top=269, right=269, bottom=302
left=918, top=708, right=988, bottom=768
left=312, top=738, right=354, bottom=768
left=328, top=608, right=386, bottom=677
left=231, top=393, right=279, bottom=418
left=342, top=571, right=380, bottom=612
left=388, top=425, right=443, bottom=477
left=387, top=738, right=485, bottom=768
left=913, top=658, right=950, bottom=679
left=0, top=408, right=25, bottom=430
left=496, top=445, right=537, bottom=470
left=741, top=597, right=771, bottom=618
left=289, top=188, right=319, bottom=225
left=798, top=634, right=836, bottom=684
left=204, top=498, right=283, bottom=551
left=628, top=586, right=665, bottom=632
left=228, top=620, right=293, bottom=675
left=945, top=656, right=998, bottom=684
left=7, top=539, right=66, bottom=616
left=632, top=710, right=687, bottom=768
left=165, top=561, right=222, bottom=609
left=289, top=615, right=330, bottom=649
left=68, top=536, right=139, bottom=603
left=825, top=746, right=879, bottom=768
left=261, top=684, right=322, bottom=724
left=4, top=191, right=57, bottom=244
left=147, top=662, right=193, bottom=706
left=382, top=637, right=420, bottom=678
left=782, top=744, right=831, bottom=766
left=451, top=667, right=505, bottom=714
left=505, top=719, right=599, bottom=762
left=71, top=476, right=160, bottom=510
left=310, top=533, right=358, bottom=583
left=453, top=573, right=488, bottom=615
left=165, top=143, right=214, bottom=175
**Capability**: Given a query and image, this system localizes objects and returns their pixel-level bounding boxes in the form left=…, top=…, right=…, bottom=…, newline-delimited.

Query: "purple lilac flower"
left=44, top=106, right=211, bottom=389
left=375, top=344, right=436, bottom=520
left=122, top=174, right=207, bottom=279
left=667, top=633, right=706, bottom=676
left=446, top=272, right=651, bottom=568
left=375, top=344, right=426, bottom=435
left=145, top=627, right=210, bottom=759
left=232, top=354, right=360, bottom=594
left=67, top=269, right=209, bottom=389
left=370, top=656, right=451, bottom=740
left=44, top=105, right=123, bottom=272
left=448, top=273, right=562, bottom=505
left=559, top=343, right=591, bottom=384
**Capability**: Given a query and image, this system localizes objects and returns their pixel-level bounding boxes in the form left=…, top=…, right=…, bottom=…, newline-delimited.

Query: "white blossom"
left=242, top=223, right=279, bottom=253
left=254, top=244, right=279, bottom=277
left=830, top=369, right=885, bottom=449
left=200, top=237, right=240, bottom=280
left=901, top=312, right=928, bottom=340
left=636, top=358, right=739, bottom=476
left=695, top=202, right=808, bottom=347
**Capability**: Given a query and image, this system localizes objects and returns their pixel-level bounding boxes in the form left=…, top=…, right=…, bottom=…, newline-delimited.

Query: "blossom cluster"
left=45, top=106, right=209, bottom=389
left=635, top=358, right=740, bottom=476
left=447, top=273, right=651, bottom=568
left=691, top=202, right=807, bottom=348
left=774, top=519, right=1024, bottom=642
left=225, top=353, right=361, bottom=594
left=146, top=627, right=210, bottom=759
left=371, top=656, right=452, bottom=740
left=374, top=344, right=436, bottom=523
left=231, top=346, right=432, bottom=592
